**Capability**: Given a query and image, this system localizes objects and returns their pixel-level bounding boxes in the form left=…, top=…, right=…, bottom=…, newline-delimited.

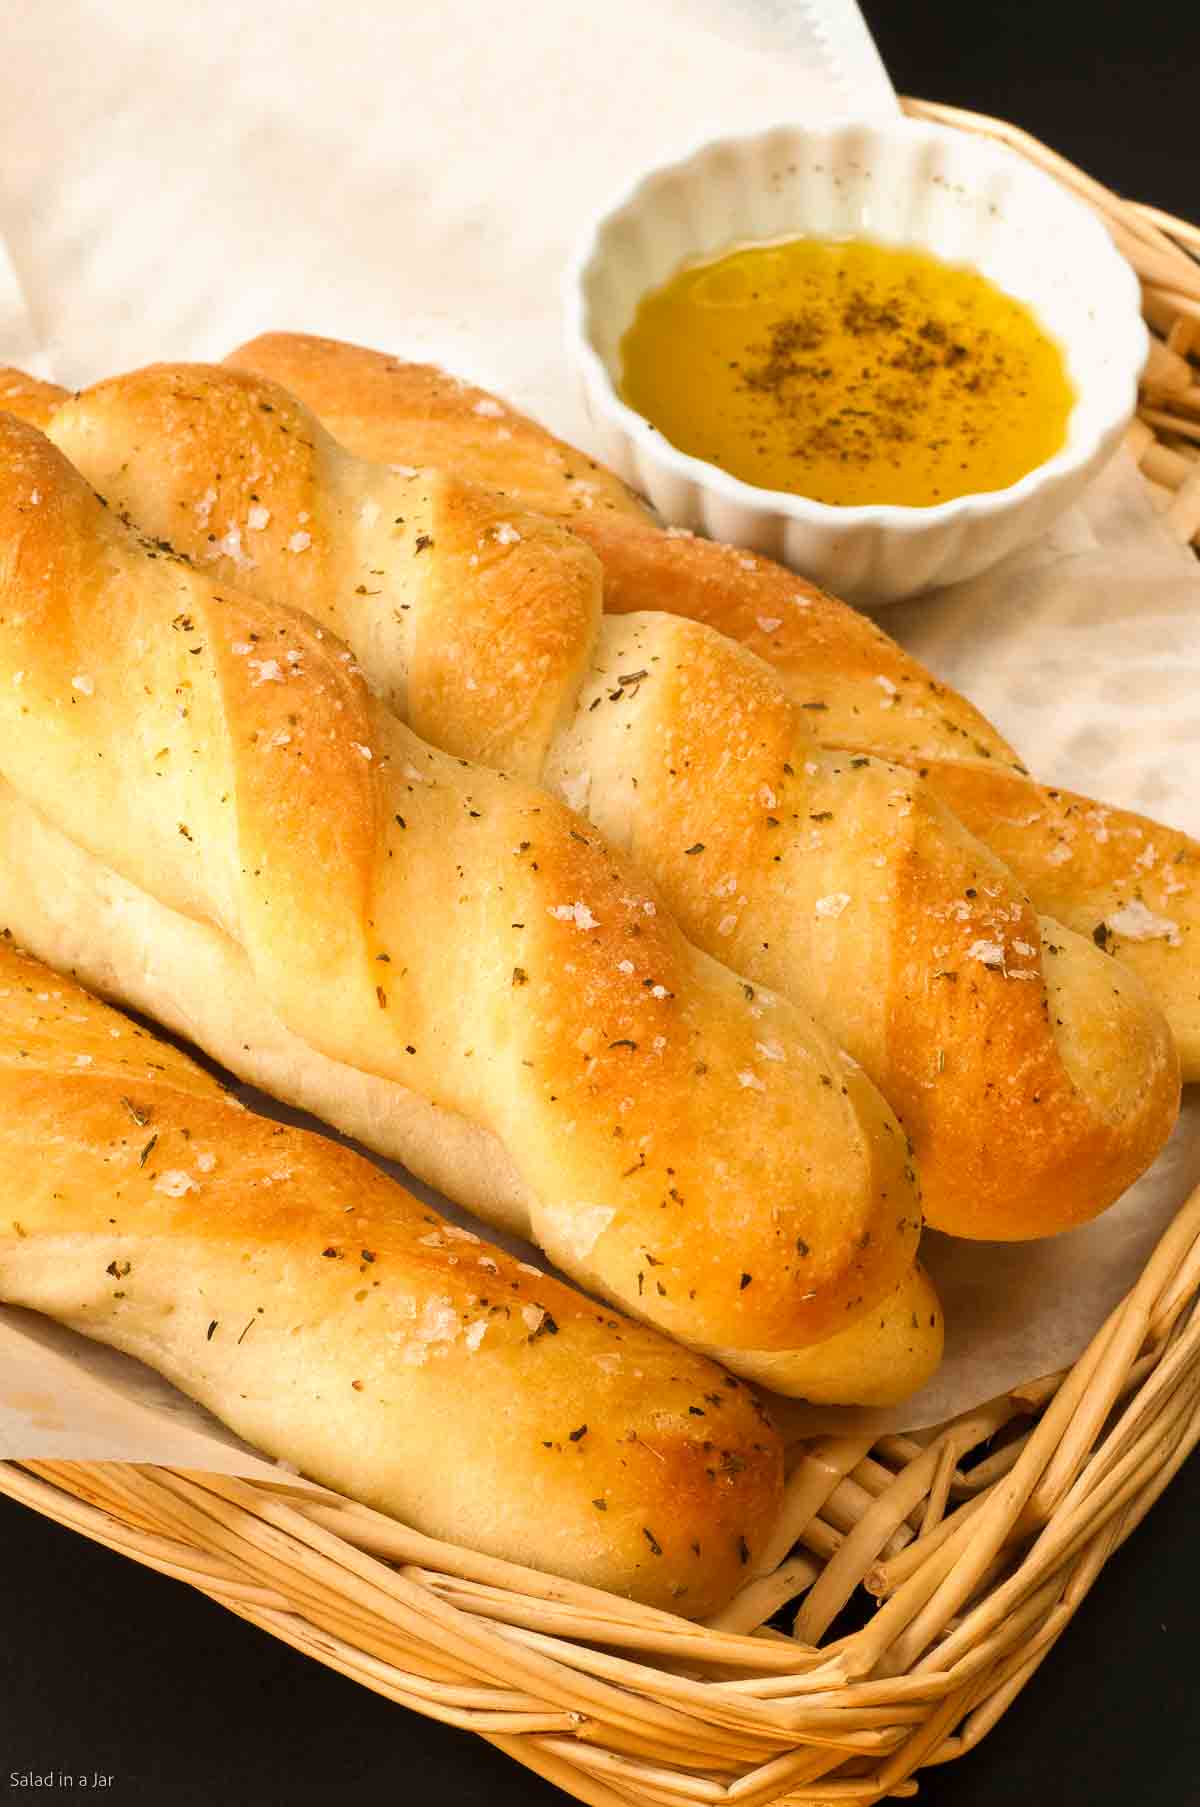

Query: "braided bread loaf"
left=42, top=363, right=1179, bottom=1240
left=0, top=413, right=930, bottom=1398
left=220, top=334, right=1199, bottom=1081
left=0, top=936, right=785, bottom=1615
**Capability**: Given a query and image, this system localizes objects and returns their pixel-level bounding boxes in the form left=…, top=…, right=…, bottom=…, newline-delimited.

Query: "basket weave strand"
left=6, top=1174, right=1199, bottom=1803
left=4, top=102, right=1200, bottom=1807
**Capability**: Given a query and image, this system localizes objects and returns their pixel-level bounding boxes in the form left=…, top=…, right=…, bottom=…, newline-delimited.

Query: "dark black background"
left=3, top=3, right=1199, bottom=1802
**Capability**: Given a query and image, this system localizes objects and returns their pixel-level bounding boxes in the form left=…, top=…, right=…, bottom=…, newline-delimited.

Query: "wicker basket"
left=3, top=101, right=1199, bottom=1807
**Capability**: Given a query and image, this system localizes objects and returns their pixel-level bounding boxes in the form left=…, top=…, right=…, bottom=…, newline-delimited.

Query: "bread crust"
left=0, top=937, right=784, bottom=1616
left=226, top=334, right=649, bottom=525
left=0, top=367, right=67, bottom=430
left=221, top=334, right=1199, bottom=1081
left=47, top=365, right=1179, bottom=1240
left=0, top=415, right=923, bottom=1376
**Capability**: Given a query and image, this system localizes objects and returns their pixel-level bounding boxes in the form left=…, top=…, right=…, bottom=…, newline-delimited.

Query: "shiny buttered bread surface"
left=221, top=333, right=1200, bottom=1083
left=0, top=938, right=784, bottom=1616
left=0, top=415, right=935, bottom=1402
left=39, top=362, right=1179, bottom=1240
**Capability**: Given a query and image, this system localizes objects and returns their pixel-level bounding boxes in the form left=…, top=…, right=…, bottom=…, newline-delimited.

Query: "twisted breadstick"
left=569, top=519, right=1200, bottom=1082
left=0, top=936, right=785, bottom=1614
left=221, top=334, right=1200, bottom=1079
left=45, top=364, right=1179, bottom=1240
left=0, top=368, right=64, bottom=431
left=0, top=776, right=942, bottom=1407
left=0, top=413, right=925, bottom=1392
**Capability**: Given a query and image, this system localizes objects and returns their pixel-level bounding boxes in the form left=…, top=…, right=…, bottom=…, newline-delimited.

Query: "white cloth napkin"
left=0, top=1, right=1196, bottom=1462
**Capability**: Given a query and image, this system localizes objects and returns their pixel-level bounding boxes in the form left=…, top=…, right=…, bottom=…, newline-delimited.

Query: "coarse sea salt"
left=549, top=901, right=599, bottom=930
left=1105, top=900, right=1182, bottom=946
left=539, top=1199, right=614, bottom=1264
left=155, top=1170, right=198, bottom=1197
left=287, top=530, right=312, bottom=554
left=402, top=1298, right=461, bottom=1361
left=216, top=524, right=254, bottom=568
left=559, top=770, right=590, bottom=814
left=815, top=893, right=850, bottom=919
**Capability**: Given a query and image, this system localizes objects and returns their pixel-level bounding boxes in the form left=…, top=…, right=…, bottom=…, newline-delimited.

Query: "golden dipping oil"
left=618, top=237, right=1076, bottom=508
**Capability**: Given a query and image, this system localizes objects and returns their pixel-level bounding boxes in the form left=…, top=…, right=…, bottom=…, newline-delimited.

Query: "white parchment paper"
left=0, top=2, right=1196, bottom=1465
left=0, top=0, right=895, bottom=446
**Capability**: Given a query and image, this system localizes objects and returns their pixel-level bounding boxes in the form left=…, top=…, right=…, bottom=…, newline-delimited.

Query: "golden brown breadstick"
left=0, top=413, right=925, bottom=1391
left=0, top=773, right=942, bottom=1408
left=222, top=333, right=1199, bottom=1078
left=45, top=364, right=1179, bottom=1241
left=0, top=936, right=785, bottom=1615
left=0, top=366, right=66, bottom=430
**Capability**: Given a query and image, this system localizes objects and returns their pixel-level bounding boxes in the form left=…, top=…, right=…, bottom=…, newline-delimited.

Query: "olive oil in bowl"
left=618, top=238, right=1075, bottom=509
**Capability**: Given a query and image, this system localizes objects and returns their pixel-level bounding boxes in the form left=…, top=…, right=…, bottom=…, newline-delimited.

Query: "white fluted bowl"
left=566, top=118, right=1147, bottom=606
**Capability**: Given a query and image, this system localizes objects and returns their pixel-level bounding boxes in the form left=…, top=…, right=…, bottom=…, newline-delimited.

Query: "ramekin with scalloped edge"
left=566, top=118, right=1147, bottom=606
